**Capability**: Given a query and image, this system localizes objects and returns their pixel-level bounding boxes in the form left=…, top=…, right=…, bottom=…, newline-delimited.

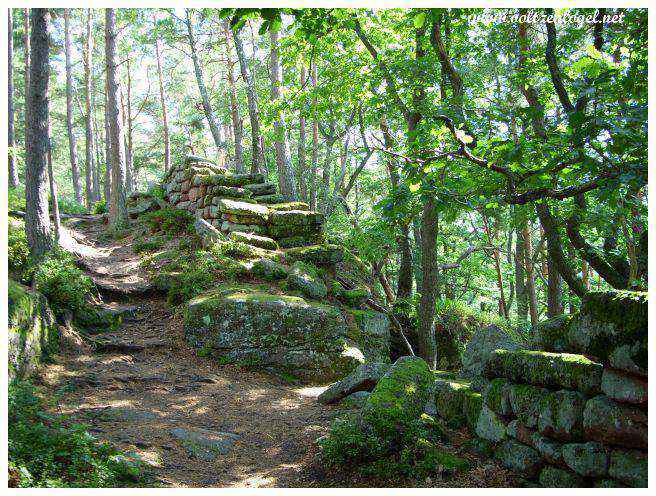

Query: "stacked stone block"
left=431, top=290, right=647, bottom=487
left=161, top=156, right=324, bottom=249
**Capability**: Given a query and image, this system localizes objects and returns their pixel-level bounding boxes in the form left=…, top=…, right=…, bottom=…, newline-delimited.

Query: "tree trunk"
left=232, top=24, right=261, bottom=174
left=23, top=9, right=30, bottom=150
left=63, top=9, right=83, bottom=205
left=223, top=20, right=244, bottom=173
left=269, top=27, right=297, bottom=199
left=298, top=64, right=307, bottom=200
left=104, top=86, right=111, bottom=204
left=310, top=61, right=319, bottom=209
left=47, top=115, right=60, bottom=240
left=185, top=9, right=224, bottom=165
left=124, top=57, right=134, bottom=193
left=482, top=213, right=509, bottom=318
left=8, top=9, right=19, bottom=188
left=514, top=210, right=528, bottom=322
left=84, top=8, right=95, bottom=208
left=321, top=138, right=334, bottom=212
left=105, top=9, right=127, bottom=228
left=154, top=13, right=171, bottom=172
left=547, top=254, right=563, bottom=317
left=25, top=8, right=53, bottom=260
left=418, top=197, right=439, bottom=368
left=522, top=219, right=539, bottom=326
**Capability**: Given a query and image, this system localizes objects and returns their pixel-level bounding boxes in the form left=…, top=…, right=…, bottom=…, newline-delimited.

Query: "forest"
left=7, top=6, right=648, bottom=489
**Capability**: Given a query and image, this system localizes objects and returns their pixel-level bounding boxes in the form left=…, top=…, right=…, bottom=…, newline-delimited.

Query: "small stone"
left=561, top=441, right=609, bottom=478
left=495, top=440, right=542, bottom=478
left=249, top=258, right=288, bottom=281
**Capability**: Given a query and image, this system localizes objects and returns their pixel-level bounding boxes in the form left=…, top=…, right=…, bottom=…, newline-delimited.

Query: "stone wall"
left=430, top=290, right=647, bottom=487
left=161, top=156, right=323, bottom=248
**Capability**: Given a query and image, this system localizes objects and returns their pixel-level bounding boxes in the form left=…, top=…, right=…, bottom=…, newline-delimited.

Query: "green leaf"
left=413, top=12, right=426, bottom=29
left=409, top=183, right=421, bottom=193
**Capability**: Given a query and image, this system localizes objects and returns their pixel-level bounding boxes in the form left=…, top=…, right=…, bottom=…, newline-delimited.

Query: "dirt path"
left=41, top=219, right=337, bottom=487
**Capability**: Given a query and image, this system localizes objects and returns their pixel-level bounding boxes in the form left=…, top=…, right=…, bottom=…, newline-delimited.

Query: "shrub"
left=133, top=236, right=166, bottom=254
left=9, top=188, right=26, bottom=211
left=57, top=197, right=86, bottom=215
left=8, top=219, right=30, bottom=279
left=33, top=250, right=95, bottom=317
left=8, top=381, right=145, bottom=488
left=92, top=200, right=108, bottom=215
left=141, top=207, right=194, bottom=235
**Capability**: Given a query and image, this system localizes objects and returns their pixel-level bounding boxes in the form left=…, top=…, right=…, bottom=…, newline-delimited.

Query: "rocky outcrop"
left=318, top=362, right=390, bottom=405
left=460, top=324, right=522, bottom=380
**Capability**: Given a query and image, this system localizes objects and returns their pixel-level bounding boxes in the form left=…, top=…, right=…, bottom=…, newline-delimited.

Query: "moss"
left=484, top=378, right=512, bottom=416
left=533, top=314, right=573, bottom=352
left=581, top=290, right=647, bottom=335
left=284, top=244, right=343, bottom=266
left=508, top=383, right=548, bottom=428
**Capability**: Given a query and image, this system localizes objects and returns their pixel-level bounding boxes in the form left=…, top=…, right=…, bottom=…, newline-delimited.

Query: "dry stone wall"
left=430, top=290, right=647, bottom=488
left=161, top=156, right=323, bottom=249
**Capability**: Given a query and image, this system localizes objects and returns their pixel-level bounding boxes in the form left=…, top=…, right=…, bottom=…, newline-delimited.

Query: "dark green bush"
left=56, top=197, right=86, bottom=215
left=8, top=381, right=145, bottom=488
left=92, top=200, right=108, bottom=214
left=133, top=236, right=166, bottom=254
left=8, top=220, right=30, bottom=279
left=9, top=188, right=26, bottom=211
left=141, top=207, right=194, bottom=235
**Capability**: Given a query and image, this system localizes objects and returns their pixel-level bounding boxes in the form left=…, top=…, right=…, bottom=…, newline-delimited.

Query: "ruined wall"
left=431, top=290, right=647, bottom=487
left=161, top=157, right=324, bottom=249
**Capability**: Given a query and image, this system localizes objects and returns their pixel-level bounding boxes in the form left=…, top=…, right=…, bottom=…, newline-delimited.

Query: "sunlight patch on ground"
left=294, top=385, right=327, bottom=398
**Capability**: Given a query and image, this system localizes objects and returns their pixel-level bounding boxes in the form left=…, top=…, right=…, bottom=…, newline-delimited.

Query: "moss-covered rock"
left=532, top=314, right=573, bottom=352
left=538, top=466, right=585, bottom=488
left=608, top=341, right=647, bottom=377
left=228, top=231, right=279, bottom=251
left=249, top=258, right=288, bottom=281
left=201, top=172, right=265, bottom=187
left=537, top=390, right=586, bottom=441
left=318, top=362, right=390, bottom=405
left=567, top=290, right=647, bottom=363
left=361, top=356, right=434, bottom=442
left=8, top=280, right=58, bottom=381
left=287, top=261, right=327, bottom=299
left=267, top=201, right=310, bottom=211
left=243, top=182, right=276, bottom=197
left=484, top=378, right=513, bottom=416
left=346, top=309, right=390, bottom=363
left=217, top=198, right=269, bottom=220
left=582, top=395, right=647, bottom=449
left=475, top=405, right=508, bottom=443
left=256, top=193, right=286, bottom=204
left=508, top=383, right=550, bottom=429
left=561, top=442, right=609, bottom=478
left=284, top=244, right=344, bottom=266
left=184, top=284, right=363, bottom=382
left=461, top=324, right=522, bottom=378
left=432, top=378, right=482, bottom=430
left=485, top=349, right=603, bottom=395
left=600, top=368, right=647, bottom=405
left=495, top=440, right=542, bottom=478
left=506, top=420, right=563, bottom=465
left=609, top=448, right=647, bottom=487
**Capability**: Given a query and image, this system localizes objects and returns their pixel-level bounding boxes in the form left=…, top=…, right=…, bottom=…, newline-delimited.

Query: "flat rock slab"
left=170, top=427, right=240, bottom=461
left=318, top=362, right=390, bottom=405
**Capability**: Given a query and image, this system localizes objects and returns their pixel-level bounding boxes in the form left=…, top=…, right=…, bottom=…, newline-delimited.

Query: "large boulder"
left=537, top=390, right=586, bottom=441
left=361, top=356, right=434, bottom=441
left=184, top=284, right=364, bottom=382
left=460, top=324, right=522, bottom=379
left=432, top=377, right=483, bottom=430
left=8, top=280, right=58, bottom=381
left=609, top=449, right=647, bottom=488
left=318, top=362, right=390, bottom=405
left=582, top=395, right=647, bottom=449
left=484, top=349, right=603, bottom=395
left=495, top=440, right=542, bottom=478
left=346, top=310, right=390, bottom=363
left=286, top=261, right=327, bottom=299
left=561, top=442, right=609, bottom=478
left=600, top=368, right=647, bottom=405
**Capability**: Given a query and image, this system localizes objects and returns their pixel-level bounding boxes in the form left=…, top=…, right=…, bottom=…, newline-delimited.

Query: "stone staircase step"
left=255, top=193, right=286, bottom=204
left=229, top=231, right=279, bottom=251
left=200, top=172, right=265, bottom=188
left=268, top=201, right=310, bottom=211
left=244, top=182, right=276, bottom=197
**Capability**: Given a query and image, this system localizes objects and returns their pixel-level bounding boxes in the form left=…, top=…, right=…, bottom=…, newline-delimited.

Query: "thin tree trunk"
left=482, top=213, right=509, bottom=318
left=104, top=84, right=111, bottom=204
left=124, top=57, right=134, bottom=193
left=91, top=56, right=101, bottom=202
left=321, top=139, right=334, bottom=212
left=418, top=197, right=439, bottom=368
left=298, top=64, right=307, bottom=200
left=310, top=61, right=319, bottom=209
left=547, top=255, right=563, bottom=317
left=269, top=27, right=297, bottom=199
left=47, top=116, right=60, bottom=240
left=25, top=8, right=53, bottom=260
left=223, top=20, right=244, bottom=173
left=84, top=8, right=95, bottom=208
left=523, top=219, right=539, bottom=326
left=8, top=9, right=19, bottom=188
left=23, top=9, right=30, bottom=150
left=515, top=210, right=528, bottom=322
left=185, top=9, right=224, bottom=165
left=232, top=24, right=261, bottom=174
left=154, top=13, right=171, bottom=172
left=64, top=9, right=83, bottom=205
left=105, top=9, right=127, bottom=227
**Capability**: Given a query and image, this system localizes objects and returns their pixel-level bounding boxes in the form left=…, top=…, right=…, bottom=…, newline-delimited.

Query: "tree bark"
left=25, top=8, right=53, bottom=260
left=104, top=85, right=111, bottom=204
left=23, top=9, right=30, bottom=150
left=232, top=24, right=261, bottom=174
left=64, top=9, right=83, bottom=205
left=185, top=9, right=224, bottom=165
left=546, top=254, right=563, bottom=317
left=8, top=9, right=19, bottom=188
left=105, top=9, right=127, bottom=227
left=47, top=115, right=60, bottom=240
left=154, top=12, right=171, bottom=172
left=84, top=8, right=95, bottom=208
left=418, top=197, right=439, bottom=368
left=269, top=27, right=297, bottom=199
left=298, top=64, right=307, bottom=200
left=124, top=57, right=134, bottom=193
left=223, top=20, right=244, bottom=173
left=522, top=219, right=539, bottom=326
left=514, top=209, right=528, bottom=322
left=310, top=61, right=319, bottom=209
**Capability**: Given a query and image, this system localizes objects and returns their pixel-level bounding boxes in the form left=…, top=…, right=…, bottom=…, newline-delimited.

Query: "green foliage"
left=32, top=250, right=95, bottom=317
left=8, top=381, right=145, bottom=488
left=141, top=207, right=194, bottom=235
left=56, top=197, right=86, bottom=215
left=9, top=188, right=26, bottom=211
left=8, top=219, right=30, bottom=279
left=133, top=236, right=166, bottom=254
left=92, top=200, right=108, bottom=215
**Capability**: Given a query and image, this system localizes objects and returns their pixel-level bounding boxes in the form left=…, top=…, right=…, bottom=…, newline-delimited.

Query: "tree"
left=232, top=23, right=262, bottom=174
left=184, top=9, right=225, bottom=164
left=8, top=9, right=19, bottom=188
left=154, top=12, right=171, bottom=172
left=105, top=9, right=128, bottom=227
left=297, top=64, right=307, bottom=200
left=24, top=8, right=53, bottom=260
left=223, top=20, right=244, bottom=173
left=64, top=8, right=83, bottom=205
left=269, top=26, right=297, bottom=199
left=83, top=8, right=95, bottom=207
